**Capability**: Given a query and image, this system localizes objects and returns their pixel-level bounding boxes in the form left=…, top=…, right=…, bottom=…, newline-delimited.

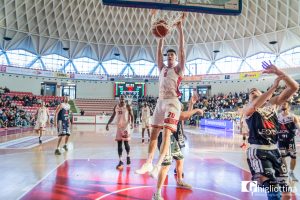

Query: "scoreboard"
left=114, top=82, right=145, bottom=98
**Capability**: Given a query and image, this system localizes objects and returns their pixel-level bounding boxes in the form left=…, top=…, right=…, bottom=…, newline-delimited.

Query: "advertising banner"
left=95, top=115, right=112, bottom=124
left=239, top=71, right=261, bottom=80
left=54, top=72, right=70, bottom=78
left=5, top=66, right=54, bottom=77
left=200, top=119, right=234, bottom=130
left=71, top=73, right=108, bottom=81
left=72, top=116, right=95, bottom=124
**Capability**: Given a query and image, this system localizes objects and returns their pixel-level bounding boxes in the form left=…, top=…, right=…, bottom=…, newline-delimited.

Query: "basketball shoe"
left=127, top=156, right=131, bottom=165
left=149, top=165, right=161, bottom=179
left=116, top=161, right=124, bottom=170
left=135, top=163, right=153, bottom=174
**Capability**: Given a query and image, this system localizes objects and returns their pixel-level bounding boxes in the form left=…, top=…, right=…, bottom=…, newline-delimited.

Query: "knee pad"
left=124, top=141, right=130, bottom=153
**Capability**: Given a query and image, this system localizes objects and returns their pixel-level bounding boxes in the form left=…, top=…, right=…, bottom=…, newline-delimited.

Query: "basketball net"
left=123, top=91, right=139, bottom=105
left=151, top=9, right=184, bottom=32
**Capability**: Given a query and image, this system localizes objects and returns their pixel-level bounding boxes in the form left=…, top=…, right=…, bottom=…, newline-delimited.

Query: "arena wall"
left=1, top=67, right=299, bottom=99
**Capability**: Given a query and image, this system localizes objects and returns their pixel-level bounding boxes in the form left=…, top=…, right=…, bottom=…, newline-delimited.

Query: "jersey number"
left=168, top=112, right=175, bottom=118
left=118, top=111, right=122, bottom=114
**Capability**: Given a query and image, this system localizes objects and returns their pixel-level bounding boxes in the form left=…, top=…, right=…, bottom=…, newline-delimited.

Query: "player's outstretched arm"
left=157, top=39, right=164, bottom=71
left=177, top=14, right=186, bottom=73
left=54, top=104, right=61, bottom=126
left=179, top=109, right=203, bottom=121
left=294, top=115, right=300, bottom=132
left=106, top=105, right=117, bottom=131
left=243, top=76, right=282, bottom=117
left=263, top=63, right=299, bottom=105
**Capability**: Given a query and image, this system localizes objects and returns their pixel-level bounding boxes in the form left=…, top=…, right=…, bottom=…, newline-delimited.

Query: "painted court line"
left=0, top=136, right=57, bottom=149
left=96, top=185, right=240, bottom=200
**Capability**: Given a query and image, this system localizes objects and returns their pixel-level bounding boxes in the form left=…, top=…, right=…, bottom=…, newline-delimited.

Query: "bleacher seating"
left=2, top=91, right=63, bottom=116
left=75, top=99, right=117, bottom=115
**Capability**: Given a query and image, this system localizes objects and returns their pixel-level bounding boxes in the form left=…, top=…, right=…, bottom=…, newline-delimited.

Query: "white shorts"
left=116, top=126, right=131, bottom=141
left=34, top=121, right=46, bottom=131
left=142, top=118, right=150, bottom=129
left=151, top=98, right=181, bottom=132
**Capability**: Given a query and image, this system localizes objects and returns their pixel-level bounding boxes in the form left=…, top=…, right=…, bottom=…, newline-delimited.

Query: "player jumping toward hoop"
left=106, top=95, right=134, bottom=170
left=135, top=13, right=186, bottom=200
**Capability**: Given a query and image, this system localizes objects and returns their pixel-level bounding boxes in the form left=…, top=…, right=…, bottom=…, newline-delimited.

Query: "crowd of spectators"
left=137, top=86, right=300, bottom=122
left=138, top=96, right=158, bottom=116
left=0, top=86, right=62, bottom=129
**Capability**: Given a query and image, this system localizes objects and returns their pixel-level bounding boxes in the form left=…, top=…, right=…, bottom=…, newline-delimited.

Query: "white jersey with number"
left=141, top=106, right=150, bottom=120
left=159, top=65, right=183, bottom=99
left=115, top=104, right=129, bottom=129
left=37, top=107, right=48, bottom=123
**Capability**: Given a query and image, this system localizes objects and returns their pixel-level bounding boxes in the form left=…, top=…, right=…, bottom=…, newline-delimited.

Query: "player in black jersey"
left=54, top=96, right=71, bottom=155
left=278, top=101, right=300, bottom=182
left=243, top=62, right=299, bottom=200
left=157, top=95, right=203, bottom=190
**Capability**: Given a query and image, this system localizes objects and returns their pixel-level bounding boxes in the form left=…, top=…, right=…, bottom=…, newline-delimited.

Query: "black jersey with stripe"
left=246, top=104, right=279, bottom=145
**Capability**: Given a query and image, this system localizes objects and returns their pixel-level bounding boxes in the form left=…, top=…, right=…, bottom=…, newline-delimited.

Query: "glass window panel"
left=186, top=59, right=211, bottom=75
left=280, top=47, right=300, bottom=67
left=0, top=53, right=8, bottom=65
left=215, top=57, right=242, bottom=73
left=73, top=57, right=98, bottom=73
left=64, top=62, right=75, bottom=73
left=130, top=60, right=154, bottom=75
left=245, top=53, right=276, bottom=72
left=208, top=65, right=222, bottom=74
left=102, top=59, right=126, bottom=75
left=41, top=54, right=69, bottom=71
left=6, top=50, right=36, bottom=67
left=30, top=59, right=43, bottom=69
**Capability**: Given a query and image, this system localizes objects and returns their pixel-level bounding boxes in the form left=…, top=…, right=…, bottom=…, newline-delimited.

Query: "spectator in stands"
left=3, top=86, right=10, bottom=93
left=80, top=109, right=85, bottom=116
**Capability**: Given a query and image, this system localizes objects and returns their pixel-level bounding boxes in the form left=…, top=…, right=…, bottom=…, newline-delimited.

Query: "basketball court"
left=1, top=0, right=300, bottom=199
left=0, top=125, right=298, bottom=199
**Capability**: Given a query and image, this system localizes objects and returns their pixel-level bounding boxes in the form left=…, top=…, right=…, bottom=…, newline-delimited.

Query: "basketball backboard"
left=102, top=0, right=242, bottom=15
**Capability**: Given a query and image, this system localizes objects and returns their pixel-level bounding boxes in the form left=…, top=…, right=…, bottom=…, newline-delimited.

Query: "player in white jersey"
left=140, top=102, right=151, bottom=143
left=34, top=101, right=50, bottom=144
left=277, top=102, right=300, bottom=182
left=106, top=95, right=134, bottom=170
left=135, top=13, right=186, bottom=200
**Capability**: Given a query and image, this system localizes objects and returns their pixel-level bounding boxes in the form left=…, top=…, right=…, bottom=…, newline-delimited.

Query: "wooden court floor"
left=0, top=124, right=299, bottom=200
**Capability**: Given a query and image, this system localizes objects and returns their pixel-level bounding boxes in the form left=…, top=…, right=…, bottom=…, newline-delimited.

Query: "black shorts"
left=247, top=147, right=288, bottom=186
left=278, top=138, right=296, bottom=159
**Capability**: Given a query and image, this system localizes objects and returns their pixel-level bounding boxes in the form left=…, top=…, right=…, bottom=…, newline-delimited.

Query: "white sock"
left=156, top=189, right=161, bottom=196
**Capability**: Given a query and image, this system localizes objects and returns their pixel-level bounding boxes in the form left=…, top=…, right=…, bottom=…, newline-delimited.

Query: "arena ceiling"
left=0, top=0, right=300, bottom=63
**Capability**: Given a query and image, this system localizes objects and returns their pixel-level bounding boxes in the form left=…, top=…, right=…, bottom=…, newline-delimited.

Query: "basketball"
left=152, top=20, right=169, bottom=38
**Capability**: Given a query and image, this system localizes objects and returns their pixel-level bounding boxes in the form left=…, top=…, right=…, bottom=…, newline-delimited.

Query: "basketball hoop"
left=123, top=91, right=139, bottom=105
left=151, top=9, right=184, bottom=37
